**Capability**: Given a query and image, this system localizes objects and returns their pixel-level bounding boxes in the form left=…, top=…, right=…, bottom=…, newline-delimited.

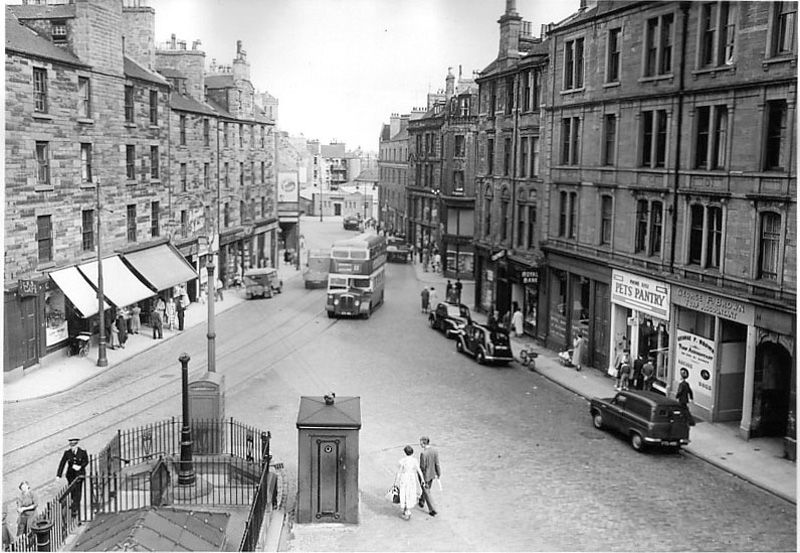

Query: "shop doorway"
left=752, top=340, right=793, bottom=437
left=334, top=203, right=342, bottom=216
left=20, top=296, right=39, bottom=368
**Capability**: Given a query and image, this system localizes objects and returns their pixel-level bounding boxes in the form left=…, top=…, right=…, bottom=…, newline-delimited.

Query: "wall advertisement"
left=675, top=329, right=715, bottom=410
left=278, top=172, right=298, bottom=203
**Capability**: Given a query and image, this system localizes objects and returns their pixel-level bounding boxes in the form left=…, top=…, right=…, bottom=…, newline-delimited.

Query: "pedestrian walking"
left=164, top=296, right=176, bottom=330
left=108, top=316, right=120, bottom=349
left=152, top=297, right=165, bottom=339
left=428, top=287, right=439, bottom=309
left=55, top=438, right=88, bottom=520
left=616, top=349, right=632, bottom=390
left=501, top=310, right=511, bottom=330
left=120, top=305, right=132, bottom=334
left=676, top=368, right=696, bottom=425
left=116, top=311, right=127, bottom=348
left=455, top=279, right=463, bottom=304
left=130, top=304, right=141, bottom=334
left=176, top=295, right=186, bottom=331
left=420, top=287, right=430, bottom=314
left=417, top=437, right=440, bottom=516
left=632, top=354, right=644, bottom=389
left=422, top=250, right=429, bottom=272
left=511, top=302, right=524, bottom=337
left=433, top=251, right=441, bottom=273
left=394, top=445, right=425, bottom=521
left=642, top=358, right=655, bottom=391
left=215, top=278, right=224, bottom=302
left=15, top=481, right=37, bottom=540
left=446, top=280, right=454, bottom=302
left=572, top=332, right=587, bottom=371
left=487, top=309, right=499, bottom=329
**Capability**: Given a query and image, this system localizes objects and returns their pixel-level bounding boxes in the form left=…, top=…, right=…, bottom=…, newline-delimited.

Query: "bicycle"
left=519, top=344, right=538, bottom=370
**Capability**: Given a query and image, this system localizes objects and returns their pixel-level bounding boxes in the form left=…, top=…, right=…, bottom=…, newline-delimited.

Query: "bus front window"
left=352, top=278, right=370, bottom=289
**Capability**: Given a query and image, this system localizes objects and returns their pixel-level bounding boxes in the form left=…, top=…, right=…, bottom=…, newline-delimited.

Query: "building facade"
left=539, top=0, right=796, bottom=451
left=4, top=0, right=278, bottom=375
left=377, top=112, right=414, bottom=236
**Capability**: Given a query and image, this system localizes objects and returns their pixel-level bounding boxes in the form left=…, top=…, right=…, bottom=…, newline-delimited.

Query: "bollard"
left=31, top=518, right=53, bottom=552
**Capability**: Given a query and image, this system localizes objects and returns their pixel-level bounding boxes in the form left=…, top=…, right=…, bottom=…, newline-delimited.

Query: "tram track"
left=3, top=289, right=337, bottom=486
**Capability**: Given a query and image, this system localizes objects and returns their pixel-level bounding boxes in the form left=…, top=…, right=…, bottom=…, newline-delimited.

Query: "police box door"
left=310, top=437, right=346, bottom=520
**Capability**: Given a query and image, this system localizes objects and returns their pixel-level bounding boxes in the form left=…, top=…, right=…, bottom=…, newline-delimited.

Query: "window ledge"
left=150, top=179, right=162, bottom=184
left=126, top=179, right=137, bottom=186
left=692, top=65, right=736, bottom=78
left=603, top=81, right=620, bottom=89
left=78, top=182, right=95, bottom=190
left=124, top=122, right=136, bottom=129
left=32, top=113, right=53, bottom=121
left=560, top=87, right=586, bottom=96
left=76, top=117, right=94, bottom=125
left=637, top=74, right=674, bottom=84
left=149, top=124, right=160, bottom=130
left=762, top=55, right=797, bottom=70
left=35, top=185, right=54, bottom=192
left=37, top=261, right=56, bottom=271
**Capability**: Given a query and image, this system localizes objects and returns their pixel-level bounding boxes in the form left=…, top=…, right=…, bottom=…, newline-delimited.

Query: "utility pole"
left=95, top=180, right=108, bottom=367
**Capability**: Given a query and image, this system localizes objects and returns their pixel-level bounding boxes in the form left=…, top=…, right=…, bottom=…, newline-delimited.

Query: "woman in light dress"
left=394, top=445, right=425, bottom=520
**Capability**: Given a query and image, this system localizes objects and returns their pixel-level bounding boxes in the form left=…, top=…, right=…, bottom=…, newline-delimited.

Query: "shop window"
left=677, top=305, right=715, bottom=340
left=570, top=276, right=591, bottom=341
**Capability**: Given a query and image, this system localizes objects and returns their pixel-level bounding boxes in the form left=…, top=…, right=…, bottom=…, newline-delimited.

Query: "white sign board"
left=611, top=270, right=670, bottom=320
left=278, top=172, right=298, bottom=203
left=675, top=329, right=715, bottom=410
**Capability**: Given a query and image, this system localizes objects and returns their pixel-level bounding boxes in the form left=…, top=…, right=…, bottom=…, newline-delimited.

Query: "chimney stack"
left=497, top=0, right=522, bottom=59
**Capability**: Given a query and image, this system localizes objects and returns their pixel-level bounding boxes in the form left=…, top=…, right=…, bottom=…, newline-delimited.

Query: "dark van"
left=589, top=390, right=691, bottom=452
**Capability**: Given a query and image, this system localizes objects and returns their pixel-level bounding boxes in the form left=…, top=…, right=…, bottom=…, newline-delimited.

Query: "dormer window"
left=52, top=20, right=67, bottom=43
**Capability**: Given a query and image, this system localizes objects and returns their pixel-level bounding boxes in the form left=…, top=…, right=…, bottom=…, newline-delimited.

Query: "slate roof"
left=6, top=3, right=75, bottom=20
left=157, top=67, right=185, bottom=79
left=5, top=8, right=86, bottom=67
left=169, top=92, right=217, bottom=116
left=205, top=73, right=235, bottom=89
left=355, top=168, right=379, bottom=182
left=380, top=123, right=391, bottom=142
left=124, top=56, right=168, bottom=86
left=71, top=507, right=230, bottom=551
left=205, top=97, right=234, bottom=119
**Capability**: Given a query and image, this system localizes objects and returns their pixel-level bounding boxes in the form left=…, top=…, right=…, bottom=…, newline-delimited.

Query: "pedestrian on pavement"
left=420, top=287, right=430, bottom=314
left=511, top=302, right=524, bottom=337
left=120, top=305, right=132, bottom=334
left=409, top=244, right=416, bottom=264
left=455, top=279, right=463, bottom=304
left=616, top=349, right=632, bottom=390
left=487, top=309, right=499, bottom=329
left=394, top=445, right=425, bottom=521
left=446, top=280, right=454, bottom=302
left=642, top=358, right=655, bottom=391
left=15, top=481, right=37, bottom=540
left=164, top=296, right=176, bottom=331
left=130, top=304, right=141, bottom=334
left=572, top=332, right=587, bottom=371
left=422, top=250, right=429, bottom=272
left=3, top=508, right=12, bottom=549
left=215, top=278, right=224, bottom=302
left=501, top=310, right=511, bottom=330
left=56, top=438, right=88, bottom=520
left=176, top=295, right=186, bottom=331
left=676, top=368, right=696, bottom=425
left=152, top=297, right=165, bottom=339
left=632, top=354, right=645, bottom=390
left=433, top=251, right=441, bottom=273
left=417, top=436, right=440, bottom=517
left=108, top=316, right=120, bottom=350
left=428, top=287, right=439, bottom=310
left=116, top=311, right=127, bottom=348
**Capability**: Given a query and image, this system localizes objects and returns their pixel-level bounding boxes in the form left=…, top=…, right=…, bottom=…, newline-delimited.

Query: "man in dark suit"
left=56, top=438, right=89, bottom=519
left=417, top=436, right=440, bottom=516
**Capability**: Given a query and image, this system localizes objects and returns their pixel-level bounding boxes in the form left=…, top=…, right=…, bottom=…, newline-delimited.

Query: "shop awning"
left=122, top=244, right=198, bottom=292
left=77, top=256, right=154, bottom=307
left=49, top=266, right=110, bottom=318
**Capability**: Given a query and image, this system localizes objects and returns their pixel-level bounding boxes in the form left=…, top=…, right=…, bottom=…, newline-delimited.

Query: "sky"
left=149, top=0, right=582, bottom=152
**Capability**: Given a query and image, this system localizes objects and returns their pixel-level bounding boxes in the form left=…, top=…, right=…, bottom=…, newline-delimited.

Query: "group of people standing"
left=613, top=348, right=658, bottom=393
left=105, top=290, right=188, bottom=348
left=392, top=436, right=441, bottom=521
left=486, top=302, right=524, bottom=337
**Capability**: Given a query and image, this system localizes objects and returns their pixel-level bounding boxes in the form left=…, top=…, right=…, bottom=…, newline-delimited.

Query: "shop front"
left=543, top=255, right=611, bottom=371
left=609, top=270, right=670, bottom=387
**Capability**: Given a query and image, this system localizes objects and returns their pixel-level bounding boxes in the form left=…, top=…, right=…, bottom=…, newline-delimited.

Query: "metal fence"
left=6, top=478, right=81, bottom=552
left=239, top=456, right=276, bottom=552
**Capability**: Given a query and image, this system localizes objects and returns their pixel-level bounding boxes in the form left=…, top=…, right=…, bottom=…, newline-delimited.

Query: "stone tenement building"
left=4, top=0, right=278, bottom=375
left=378, top=111, right=416, bottom=236
left=475, top=0, right=796, bottom=452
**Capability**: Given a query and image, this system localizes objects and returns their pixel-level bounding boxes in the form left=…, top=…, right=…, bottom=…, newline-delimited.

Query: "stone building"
left=474, top=2, right=547, bottom=331
left=4, top=0, right=278, bottom=375
left=377, top=111, right=417, bottom=236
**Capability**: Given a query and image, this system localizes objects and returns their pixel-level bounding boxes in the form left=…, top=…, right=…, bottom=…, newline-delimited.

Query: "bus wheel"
left=363, top=308, right=371, bottom=320
left=327, top=311, right=335, bottom=319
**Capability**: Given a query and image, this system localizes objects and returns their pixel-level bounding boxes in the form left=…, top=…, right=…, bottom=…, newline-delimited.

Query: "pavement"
left=4, top=248, right=796, bottom=550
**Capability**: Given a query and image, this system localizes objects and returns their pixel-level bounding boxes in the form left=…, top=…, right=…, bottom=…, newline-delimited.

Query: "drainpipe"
left=669, top=2, right=689, bottom=272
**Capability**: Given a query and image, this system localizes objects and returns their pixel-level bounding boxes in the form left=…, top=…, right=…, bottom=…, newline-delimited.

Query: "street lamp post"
left=95, top=180, right=108, bottom=367
left=206, top=259, right=216, bottom=373
left=178, top=352, right=196, bottom=486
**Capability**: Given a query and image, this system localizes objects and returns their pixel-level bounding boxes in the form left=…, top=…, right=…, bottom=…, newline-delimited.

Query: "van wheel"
left=592, top=413, right=604, bottom=429
left=630, top=433, right=645, bottom=452
left=476, top=349, right=486, bottom=365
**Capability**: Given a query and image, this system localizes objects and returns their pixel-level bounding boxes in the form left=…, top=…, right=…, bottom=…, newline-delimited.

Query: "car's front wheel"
left=630, top=433, right=645, bottom=452
left=456, top=340, right=464, bottom=353
left=592, top=412, right=604, bottom=429
left=428, top=317, right=436, bottom=329
left=476, top=349, right=486, bottom=365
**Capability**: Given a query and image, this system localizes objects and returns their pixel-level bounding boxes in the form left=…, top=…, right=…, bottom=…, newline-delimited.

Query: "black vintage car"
left=343, top=215, right=361, bottom=230
left=386, top=237, right=411, bottom=263
left=428, top=302, right=471, bottom=338
left=590, top=390, right=691, bottom=452
left=454, top=322, right=514, bottom=365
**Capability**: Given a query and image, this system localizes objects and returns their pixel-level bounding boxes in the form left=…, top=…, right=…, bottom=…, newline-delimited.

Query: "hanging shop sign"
left=17, top=279, right=38, bottom=297
left=611, top=270, right=670, bottom=320
left=491, top=249, right=507, bottom=262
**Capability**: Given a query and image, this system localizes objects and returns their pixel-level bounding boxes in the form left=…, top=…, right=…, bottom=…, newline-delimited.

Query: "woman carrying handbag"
left=394, top=445, right=425, bottom=520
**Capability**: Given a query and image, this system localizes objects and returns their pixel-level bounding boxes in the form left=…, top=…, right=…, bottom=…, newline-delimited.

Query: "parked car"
left=386, top=237, right=411, bottom=263
left=343, top=215, right=361, bottom=230
left=244, top=267, right=283, bottom=299
left=428, top=302, right=471, bottom=338
left=589, top=390, right=691, bottom=452
left=454, top=322, right=514, bottom=365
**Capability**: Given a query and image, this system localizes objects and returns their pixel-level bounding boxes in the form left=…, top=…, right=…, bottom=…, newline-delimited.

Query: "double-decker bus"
left=326, top=233, right=386, bottom=319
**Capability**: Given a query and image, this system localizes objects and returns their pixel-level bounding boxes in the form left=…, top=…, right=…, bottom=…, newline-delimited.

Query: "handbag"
left=607, top=366, right=619, bottom=378
left=386, top=485, right=400, bottom=504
